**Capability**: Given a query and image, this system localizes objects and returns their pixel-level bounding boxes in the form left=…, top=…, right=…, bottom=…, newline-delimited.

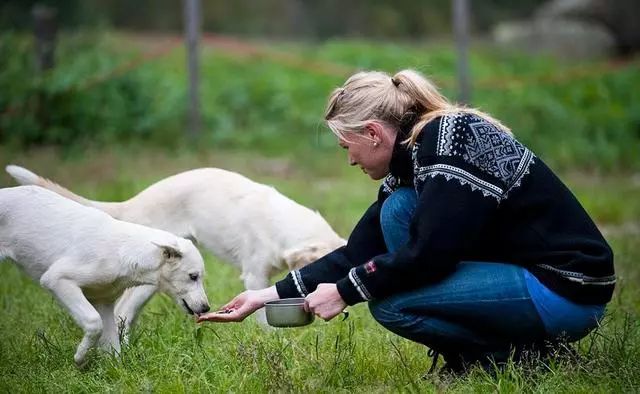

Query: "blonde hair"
left=324, top=69, right=511, bottom=146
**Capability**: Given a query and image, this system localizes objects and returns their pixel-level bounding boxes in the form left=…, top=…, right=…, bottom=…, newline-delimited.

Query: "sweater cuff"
left=275, top=272, right=305, bottom=299
left=336, top=267, right=373, bottom=305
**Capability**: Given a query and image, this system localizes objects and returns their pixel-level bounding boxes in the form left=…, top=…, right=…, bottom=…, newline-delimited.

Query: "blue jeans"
left=371, top=187, right=604, bottom=364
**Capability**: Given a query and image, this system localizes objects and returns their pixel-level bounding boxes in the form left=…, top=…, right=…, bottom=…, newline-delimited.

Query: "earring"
left=373, top=141, right=379, bottom=147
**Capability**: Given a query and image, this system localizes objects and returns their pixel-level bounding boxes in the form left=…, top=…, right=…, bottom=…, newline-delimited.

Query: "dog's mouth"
left=182, top=298, right=195, bottom=315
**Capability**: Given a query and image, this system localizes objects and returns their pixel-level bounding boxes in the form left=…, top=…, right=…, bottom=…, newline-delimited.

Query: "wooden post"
left=32, top=4, right=57, bottom=72
left=183, top=0, right=202, bottom=140
left=452, top=0, right=471, bottom=104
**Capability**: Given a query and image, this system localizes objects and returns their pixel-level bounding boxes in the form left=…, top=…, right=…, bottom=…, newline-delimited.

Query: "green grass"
left=0, top=146, right=638, bottom=392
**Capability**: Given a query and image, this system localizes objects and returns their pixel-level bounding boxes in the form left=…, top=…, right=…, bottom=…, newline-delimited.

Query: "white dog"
left=0, top=186, right=210, bottom=366
left=6, top=165, right=346, bottom=327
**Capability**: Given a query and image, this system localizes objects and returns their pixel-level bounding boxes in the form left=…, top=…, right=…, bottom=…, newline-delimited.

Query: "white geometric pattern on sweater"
left=415, top=163, right=504, bottom=200
left=382, top=173, right=401, bottom=196
left=418, top=113, right=535, bottom=200
left=465, top=118, right=528, bottom=183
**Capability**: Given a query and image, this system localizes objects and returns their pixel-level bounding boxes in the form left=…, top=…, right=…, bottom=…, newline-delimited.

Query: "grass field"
left=0, top=145, right=638, bottom=393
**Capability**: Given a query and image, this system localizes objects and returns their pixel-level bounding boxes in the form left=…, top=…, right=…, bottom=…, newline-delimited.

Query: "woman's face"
left=338, top=122, right=396, bottom=180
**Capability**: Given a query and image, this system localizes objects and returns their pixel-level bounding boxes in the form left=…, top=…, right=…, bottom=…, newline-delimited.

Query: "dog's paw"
left=74, top=353, right=89, bottom=369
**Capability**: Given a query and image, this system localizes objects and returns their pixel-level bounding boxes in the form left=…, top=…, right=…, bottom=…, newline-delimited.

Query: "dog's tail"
left=5, top=165, right=122, bottom=217
left=6, top=165, right=94, bottom=206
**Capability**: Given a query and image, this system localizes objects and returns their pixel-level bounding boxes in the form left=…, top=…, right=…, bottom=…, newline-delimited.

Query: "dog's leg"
left=114, top=284, right=157, bottom=343
left=242, top=270, right=270, bottom=325
left=40, top=272, right=102, bottom=366
left=95, top=303, right=120, bottom=355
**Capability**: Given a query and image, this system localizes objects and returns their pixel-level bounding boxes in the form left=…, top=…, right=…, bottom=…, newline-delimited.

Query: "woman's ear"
left=366, top=121, right=395, bottom=146
left=365, top=121, right=384, bottom=144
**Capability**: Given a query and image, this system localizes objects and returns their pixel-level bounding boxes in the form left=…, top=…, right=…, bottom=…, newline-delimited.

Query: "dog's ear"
left=152, top=241, right=183, bottom=262
left=184, top=234, right=198, bottom=245
left=282, top=244, right=327, bottom=271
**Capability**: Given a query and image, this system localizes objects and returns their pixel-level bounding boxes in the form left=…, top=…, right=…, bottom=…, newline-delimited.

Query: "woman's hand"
left=197, top=286, right=279, bottom=323
left=305, top=283, right=347, bottom=321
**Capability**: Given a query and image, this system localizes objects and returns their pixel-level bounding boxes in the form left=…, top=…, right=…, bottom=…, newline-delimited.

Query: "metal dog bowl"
left=264, top=298, right=314, bottom=328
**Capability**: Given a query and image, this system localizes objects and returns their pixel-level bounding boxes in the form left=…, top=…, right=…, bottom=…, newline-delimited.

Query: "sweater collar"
left=388, top=114, right=418, bottom=185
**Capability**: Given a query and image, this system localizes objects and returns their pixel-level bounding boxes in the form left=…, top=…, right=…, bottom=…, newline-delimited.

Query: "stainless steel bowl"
left=264, top=298, right=314, bottom=328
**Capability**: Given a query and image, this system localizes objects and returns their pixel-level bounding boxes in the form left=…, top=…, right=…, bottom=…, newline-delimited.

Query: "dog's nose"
left=201, top=304, right=210, bottom=313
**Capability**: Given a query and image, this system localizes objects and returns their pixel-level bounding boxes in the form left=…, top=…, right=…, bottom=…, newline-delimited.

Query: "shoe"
left=428, top=350, right=507, bottom=377
left=421, top=350, right=471, bottom=378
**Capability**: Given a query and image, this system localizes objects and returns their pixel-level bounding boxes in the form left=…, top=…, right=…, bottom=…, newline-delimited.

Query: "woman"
left=198, top=69, right=615, bottom=373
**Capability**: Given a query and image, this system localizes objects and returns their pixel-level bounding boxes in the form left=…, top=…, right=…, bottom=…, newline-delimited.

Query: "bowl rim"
left=264, top=297, right=306, bottom=307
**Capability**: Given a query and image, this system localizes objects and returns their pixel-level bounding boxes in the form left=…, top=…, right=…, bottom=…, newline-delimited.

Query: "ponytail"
left=391, top=70, right=512, bottom=144
left=325, top=69, right=511, bottom=145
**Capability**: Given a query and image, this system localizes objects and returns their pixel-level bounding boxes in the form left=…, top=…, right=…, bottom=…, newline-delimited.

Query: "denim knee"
left=380, top=187, right=417, bottom=252
left=380, top=188, right=417, bottom=227
left=368, top=299, right=406, bottom=329
left=369, top=299, right=440, bottom=347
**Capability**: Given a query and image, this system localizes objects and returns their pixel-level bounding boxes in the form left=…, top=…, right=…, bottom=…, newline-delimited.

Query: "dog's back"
left=0, top=186, right=115, bottom=279
left=136, top=168, right=346, bottom=265
left=5, top=165, right=123, bottom=217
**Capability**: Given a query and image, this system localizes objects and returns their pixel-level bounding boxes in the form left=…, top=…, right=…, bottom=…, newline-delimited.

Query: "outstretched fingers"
left=195, top=289, right=271, bottom=323
left=196, top=306, right=249, bottom=323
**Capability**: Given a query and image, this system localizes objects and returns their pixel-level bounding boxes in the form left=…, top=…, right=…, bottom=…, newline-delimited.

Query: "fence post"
left=452, top=0, right=471, bottom=104
left=32, top=4, right=57, bottom=72
left=184, top=0, right=202, bottom=140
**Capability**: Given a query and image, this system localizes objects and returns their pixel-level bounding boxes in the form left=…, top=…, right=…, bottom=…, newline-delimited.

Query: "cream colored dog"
left=6, top=165, right=346, bottom=327
left=0, top=186, right=209, bottom=366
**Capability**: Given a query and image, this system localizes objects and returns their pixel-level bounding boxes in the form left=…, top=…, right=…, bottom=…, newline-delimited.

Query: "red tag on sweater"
left=365, top=260, right=377, bottom=274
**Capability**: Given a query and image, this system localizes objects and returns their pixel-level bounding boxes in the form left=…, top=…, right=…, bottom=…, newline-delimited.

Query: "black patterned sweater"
left=276, top=113, right=615, bottom=306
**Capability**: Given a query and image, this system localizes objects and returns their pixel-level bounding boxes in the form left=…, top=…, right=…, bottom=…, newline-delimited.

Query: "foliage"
left=1, top=0, right=547, bottom=37
left=1, top=32, right=639, bottom=171
left=0, top=32, right=183, bottom=146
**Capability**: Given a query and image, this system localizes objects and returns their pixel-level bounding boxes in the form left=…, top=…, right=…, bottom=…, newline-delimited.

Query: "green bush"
left=1, top=32, right=638, bottom=171
left=0, top=32, right=182, bottom=146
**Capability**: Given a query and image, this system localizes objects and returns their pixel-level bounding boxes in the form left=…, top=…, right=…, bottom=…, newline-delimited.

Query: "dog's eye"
left=189, top=273, right=199, bottom=281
